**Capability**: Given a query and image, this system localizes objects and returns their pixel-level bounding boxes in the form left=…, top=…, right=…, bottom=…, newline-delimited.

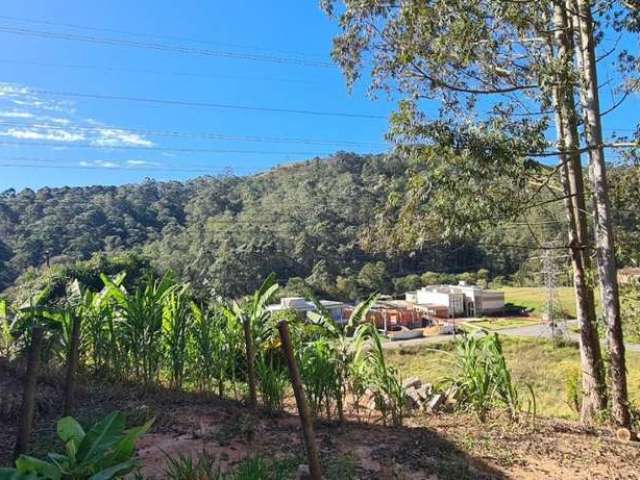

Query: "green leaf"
left=57, top=416, right=85, bottom=447
left=77, top=412, right=125, bottom=464
left=87, top=460, right=138, bottom=480
left=15, top=456, right=61, bottom=480
left=111, top=417, right=154, bottom=462
left=0, top=468, right=40, bottom=480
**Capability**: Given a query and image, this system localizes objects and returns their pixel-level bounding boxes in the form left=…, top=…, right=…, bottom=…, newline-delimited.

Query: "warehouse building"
left=406, top=284, right=505, bottom=317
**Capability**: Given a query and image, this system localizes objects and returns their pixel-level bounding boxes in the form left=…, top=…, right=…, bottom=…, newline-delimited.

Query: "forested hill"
left=1, top=152, right=637, bottom=299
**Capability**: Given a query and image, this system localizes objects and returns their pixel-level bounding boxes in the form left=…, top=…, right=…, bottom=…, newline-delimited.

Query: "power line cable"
left=0, top=58, right=325, bottom=85
left=0, top=14, right=328, bottom=60
left=0, top=140, right=336, bottom=157
left=0, top=25, right=333, bottom=68
left=24, top=88, right=386, bottom=120
left=0, top=120, right=387, bottom=148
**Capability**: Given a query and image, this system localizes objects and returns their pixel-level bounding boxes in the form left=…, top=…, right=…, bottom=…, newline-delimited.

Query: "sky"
left=0, top=1, right=636, bottom=191
left=0, top=1, right=395, bottom=190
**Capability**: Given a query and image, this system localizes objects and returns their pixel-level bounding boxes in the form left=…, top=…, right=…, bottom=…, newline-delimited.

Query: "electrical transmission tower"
left=540, top=242, right=568, bottom=341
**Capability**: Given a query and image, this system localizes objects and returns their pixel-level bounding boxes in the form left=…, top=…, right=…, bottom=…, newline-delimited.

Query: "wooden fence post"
left=14, top=325, right=44, bottom=460
left=277, top=320, right=322, bottom=480
left=242, top=317, right=258, bottom=413
left=63, top=313, right=81, bottom=417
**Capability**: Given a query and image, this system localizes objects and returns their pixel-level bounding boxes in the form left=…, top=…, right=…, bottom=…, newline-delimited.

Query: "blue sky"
left=0, top=1, right=636, bottom=191
left=0, top=1, right=394, bottom=190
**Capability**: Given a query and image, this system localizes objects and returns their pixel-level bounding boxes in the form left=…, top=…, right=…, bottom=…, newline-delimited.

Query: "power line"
left=0, top=161, right=244, bottom=174
left=0, top=140, right=336, bottom=157
left=25, top=88, right=386, bottom=120
left=0, top=14, right=328, bottom=60
left=0, top=25, right=334, bottom=68
left=0, top=120, right=387, bottom=148
left=0, top=58, right=325, bottom=85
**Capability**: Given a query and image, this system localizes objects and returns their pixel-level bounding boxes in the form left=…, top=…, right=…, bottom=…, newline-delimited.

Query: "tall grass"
left=446, top=332, right=535, bottom=422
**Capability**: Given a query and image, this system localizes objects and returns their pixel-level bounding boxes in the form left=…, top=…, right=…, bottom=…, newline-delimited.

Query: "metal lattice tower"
left=540, top=242, right=567, bottom=341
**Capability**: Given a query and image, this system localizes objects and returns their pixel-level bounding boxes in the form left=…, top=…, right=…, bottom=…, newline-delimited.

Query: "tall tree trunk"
left=548, top=1, right=607, bottom=421
left=571, top=0, right=631, bottom=428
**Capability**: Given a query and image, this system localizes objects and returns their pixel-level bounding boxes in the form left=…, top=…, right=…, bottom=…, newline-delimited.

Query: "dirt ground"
left=1, top=362, right=640, bottom=479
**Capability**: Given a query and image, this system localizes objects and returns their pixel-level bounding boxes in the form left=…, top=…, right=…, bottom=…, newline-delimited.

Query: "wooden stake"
left=277, top=320, right=322, bottom=480
left=242, top=317, right=258, bottom=413
left=14, top=326, right=44, bottom=460
left=63, top=313, right=81, bottom=417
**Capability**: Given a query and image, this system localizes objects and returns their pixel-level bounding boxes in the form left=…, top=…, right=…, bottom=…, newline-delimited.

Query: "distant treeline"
left=1, top=152, right=638, bottom=300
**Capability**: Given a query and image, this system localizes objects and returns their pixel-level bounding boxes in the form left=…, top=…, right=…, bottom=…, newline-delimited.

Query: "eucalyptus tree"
left=321, top=0, right=637, bottom=423
left=567, top=0, right=640, bottom=428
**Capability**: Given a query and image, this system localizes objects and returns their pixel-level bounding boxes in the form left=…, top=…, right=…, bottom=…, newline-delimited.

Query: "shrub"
left=0, top=411, right=152, bottom=480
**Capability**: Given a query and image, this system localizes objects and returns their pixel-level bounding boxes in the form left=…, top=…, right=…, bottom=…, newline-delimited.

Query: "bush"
left=0, top=411, right=152, bottom=480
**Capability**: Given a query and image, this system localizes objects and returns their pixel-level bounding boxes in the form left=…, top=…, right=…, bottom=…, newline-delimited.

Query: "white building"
left=266, top=297, right=346, bottom=323
left=406, top=284, right=504, bottom=317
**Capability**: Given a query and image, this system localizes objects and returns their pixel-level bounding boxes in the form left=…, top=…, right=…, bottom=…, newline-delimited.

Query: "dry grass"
left=499, top=287, right=577, bottom=318
left=463, top=318, right=540, bottom=330
left=386, top=336, right=640, bottom=421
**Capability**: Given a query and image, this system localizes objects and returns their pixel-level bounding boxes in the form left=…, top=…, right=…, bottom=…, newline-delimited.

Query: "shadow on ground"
left=0, top=361, right=505, bottom=479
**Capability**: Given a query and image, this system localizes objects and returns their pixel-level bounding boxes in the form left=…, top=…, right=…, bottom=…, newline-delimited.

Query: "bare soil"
left=1, top=362, right=639, bottom=479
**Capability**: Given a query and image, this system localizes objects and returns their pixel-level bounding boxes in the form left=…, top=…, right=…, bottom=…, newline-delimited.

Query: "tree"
left=321, top=0, right=638, bottom=422
left=570, top=0, right=633, bottom=427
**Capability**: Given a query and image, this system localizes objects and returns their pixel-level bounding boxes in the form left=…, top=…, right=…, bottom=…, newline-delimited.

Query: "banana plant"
left=0, top=411, right=153, bottom=480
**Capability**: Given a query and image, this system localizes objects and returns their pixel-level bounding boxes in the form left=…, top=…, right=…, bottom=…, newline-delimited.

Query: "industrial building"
left=266, top=297, right=346, bottom=323
left=405, top=284, right=505, bottom=317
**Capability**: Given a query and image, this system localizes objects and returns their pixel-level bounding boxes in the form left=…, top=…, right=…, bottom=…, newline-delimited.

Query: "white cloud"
left=0, top=82, right=153, bottom=148
left=126, top=159, right=159, bottom=166
left=0, top=127, right=85, bottom=142
left=92, top=128, right=154, bottom=147
left=0, top=110, right=34, bottom=119
left=78, top=160, right=119, bottom=168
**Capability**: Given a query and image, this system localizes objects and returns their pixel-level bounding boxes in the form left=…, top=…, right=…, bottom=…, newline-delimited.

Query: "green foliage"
left=255, top=354, right=288, bottom=412
left=102, top=273, right=176, bottom=384
left=0, top=412, right=152, bottom=480
left=445, top=333, right=534, bottom=422
left=162, top=451, right=221, bottom=480
left=0, top=154, right=558, bottom=301
left=353, top=321, right=405, bottom=426
left=563, top=365, right=582, bottom=414
left=162, top=286, right=192, bottom=390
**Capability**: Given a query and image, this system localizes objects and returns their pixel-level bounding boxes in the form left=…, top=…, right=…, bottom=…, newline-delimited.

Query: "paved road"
left=383, top=321, right=640, bottom=353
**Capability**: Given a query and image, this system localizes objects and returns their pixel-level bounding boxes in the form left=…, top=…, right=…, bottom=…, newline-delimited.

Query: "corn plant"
left=101, top=273, right=176, bottom=385
left=163, top=285, right=192, bottom=390
left=255, top=353, right=288, bottom=412
left=0, top=411, right=153, bottom=480
left=307, top=293, right=378, bottom=421
left=353, top=321, right=405, bottom=426
left=190, top=302, right=243, bottom=397
left=69, top=276, right=124, bottom=379
left=223, top=273, right=279, bottom=408
left=0, top=298, right=17, bottom=358
left=299, top=337, right=339, bottom=419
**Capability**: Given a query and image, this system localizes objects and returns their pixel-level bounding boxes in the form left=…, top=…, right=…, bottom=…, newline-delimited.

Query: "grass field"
left=462, top=318, right=540, bottom=330
left=498, top=286, right=577, bottom=318
left=386, top=336, right=640, bottom=420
